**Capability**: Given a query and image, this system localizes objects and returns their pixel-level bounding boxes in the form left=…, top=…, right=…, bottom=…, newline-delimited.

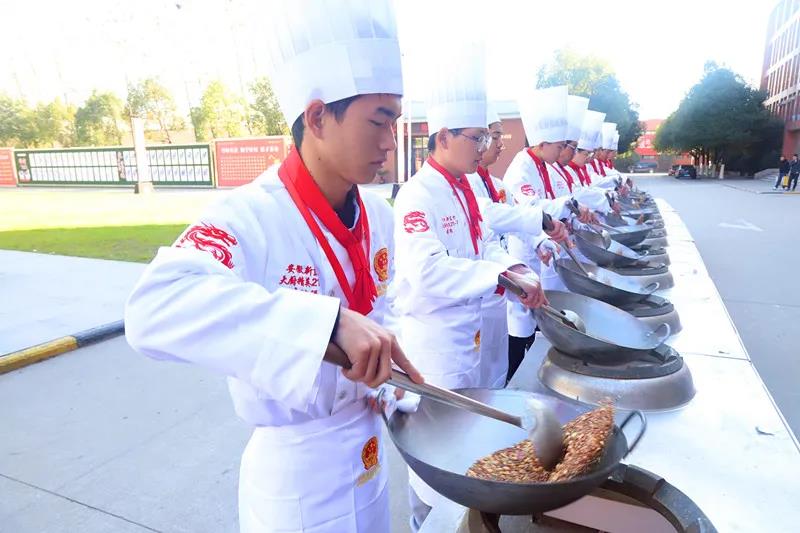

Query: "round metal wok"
left=603, top=224, right=652, bottom=247
left=575, top=229, right=647, bottom=267
left=533, top=290, right=672, bottom=364
left=554, top=258, right=660, bottom=306
left=383, top=389, right=646, bottom=515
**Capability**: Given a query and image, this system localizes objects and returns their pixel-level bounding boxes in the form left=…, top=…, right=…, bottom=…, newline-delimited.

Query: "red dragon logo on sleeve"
left=403, top=211, right=429, bottom=233
left=175, top=222, right=239, bottom=269
left=520, top=184, right=536, bottom=197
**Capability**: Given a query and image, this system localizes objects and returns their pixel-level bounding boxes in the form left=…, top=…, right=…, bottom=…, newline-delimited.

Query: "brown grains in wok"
left=466, top=404, right=614, bottom=484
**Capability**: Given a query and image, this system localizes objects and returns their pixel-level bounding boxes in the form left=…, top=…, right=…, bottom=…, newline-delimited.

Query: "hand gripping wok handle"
left=620, top=410, right=647, bottom=458
left=323, top=343, right=522, bottom=428
left=498, top=273, right=527, bottom=298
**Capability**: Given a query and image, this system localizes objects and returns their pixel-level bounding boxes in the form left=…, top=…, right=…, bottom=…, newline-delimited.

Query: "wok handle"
left=644, top=281, right=660, bottom=293
left=498, top=273, right=527, bottom=298
left=563, top=244, right=591, bottom=277
left=620, top=410, right=647, bottom=457
left=375, top=387, right=390, bottom=426
left=645, top=322, right=671, bottom=345
left=324, top=342, right=524, bottom=429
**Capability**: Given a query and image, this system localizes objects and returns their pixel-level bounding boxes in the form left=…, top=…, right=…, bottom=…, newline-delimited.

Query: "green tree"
left=249, top=77, right=289, bottom=136
left=654, top=62, right=783, bottom=173
left=33, top=98, right=77, bottom=147
left=74, top=91, right=126, bottom=146
left=190, top=80, right=247, bottom=141
left=0, top=93, right=37, bottom=147
left=125, top=78, right=184, bottom=143
left=538, top=48, right=643, bottom=153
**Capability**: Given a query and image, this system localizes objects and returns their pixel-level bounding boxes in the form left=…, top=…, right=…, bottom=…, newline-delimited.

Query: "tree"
left=126, top=78, right=184, bottom=143
left=0, top=93, right=37, bottom=147
left=249, top=77, right=289, bottom=136
left=538, top=48, right=643, bottom=153
left=74, top=91, right=126, bottom=146
left=190, top=80, right=247, bottom=141
left=33, top=98, right=76, bottom=147
left=654, top=62, right=783, bottom=173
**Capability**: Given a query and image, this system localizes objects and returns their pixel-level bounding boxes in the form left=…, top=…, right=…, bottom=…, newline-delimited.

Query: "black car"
left=629, top=161, right=658, bottom=173
left=675, top=165, right=697, bottom=179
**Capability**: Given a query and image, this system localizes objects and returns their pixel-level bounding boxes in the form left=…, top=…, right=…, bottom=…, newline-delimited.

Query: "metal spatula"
left=323, top=343, right=564, bottom=469
left=498, top=274, right=587, bottom=333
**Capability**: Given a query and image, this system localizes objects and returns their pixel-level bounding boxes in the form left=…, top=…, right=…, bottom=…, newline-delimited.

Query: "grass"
left=0, top=188, right=223, bottom=262
left=0, top=224, right=188, bottom=263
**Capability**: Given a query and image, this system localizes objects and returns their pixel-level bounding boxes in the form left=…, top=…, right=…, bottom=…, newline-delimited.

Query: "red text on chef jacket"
left=441, top=215, right=458, bottom=234
left=279, top=263, right=319, bottom=294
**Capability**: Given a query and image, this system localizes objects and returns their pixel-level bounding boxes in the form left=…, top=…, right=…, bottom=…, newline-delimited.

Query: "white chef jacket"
left=391, top=160, right=521, bottom=390
left=124, top=167, right=396, bottom=427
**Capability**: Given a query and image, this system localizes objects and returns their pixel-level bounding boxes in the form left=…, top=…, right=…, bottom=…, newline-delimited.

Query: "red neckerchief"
left=569, top=161, right=592, bottom=186
left=427, top=157, right=482, bottom=254
left=553, top=162, right=574, bottom=193
left=605, top=159, right=614, bottom=169
left=476, top=165, right=501, bottom=203
left=526, top=149, right=556, bottom=199
left=278, top=149, right=376, bottom=315
left=590, top=159, right=607, bottom=177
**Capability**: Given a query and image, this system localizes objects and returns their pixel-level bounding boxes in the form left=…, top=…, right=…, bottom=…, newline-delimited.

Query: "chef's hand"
left=577, top=205, right=594, bottom=224
left=334, top=308, right=424, bottom=389
left=611, top=201, right=622, bottom=215
left=536, top=239, right=560, bottom=266
left=544, top=219, right=569, bottom=243
left=505, top=266, right=548, bottom=309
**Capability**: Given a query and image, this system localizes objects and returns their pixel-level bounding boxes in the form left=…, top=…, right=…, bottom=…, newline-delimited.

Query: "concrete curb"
left=0, top=320, right=124, bottom=375
left=721, top=183, right=800, bottom=195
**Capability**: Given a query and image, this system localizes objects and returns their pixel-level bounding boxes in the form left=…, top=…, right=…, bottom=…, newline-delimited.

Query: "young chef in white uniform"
left=391, top=43, right=547, bottom=531
left=124, top=2, right=423, bottom=531
left=465, top=105, right=551, bottom=388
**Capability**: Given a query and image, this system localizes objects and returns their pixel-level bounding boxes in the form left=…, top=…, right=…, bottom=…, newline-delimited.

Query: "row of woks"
left=386, top=190, right=714, bottom=530
left=537, top=192, right=679, bottom=365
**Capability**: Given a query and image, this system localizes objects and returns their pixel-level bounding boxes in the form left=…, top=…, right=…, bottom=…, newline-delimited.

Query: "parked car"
left=668, top=164, right=680, bottom=176
left=629, top=161, right=658, bottom=173
left=675, top=165, right=697, bottom=179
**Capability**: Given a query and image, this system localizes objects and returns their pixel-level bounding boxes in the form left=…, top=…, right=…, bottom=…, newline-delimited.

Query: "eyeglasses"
left=565, top=142, right=578, bottom=153
left=455, top=131, right=492, bottom=150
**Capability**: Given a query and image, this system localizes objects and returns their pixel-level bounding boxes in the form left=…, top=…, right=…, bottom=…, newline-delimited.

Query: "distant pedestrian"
left=790, top=154, right=800, bottom=191
left=776, top=156, right=790, bottom=189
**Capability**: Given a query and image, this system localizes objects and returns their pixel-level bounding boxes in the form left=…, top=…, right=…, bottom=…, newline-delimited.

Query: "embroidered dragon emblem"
left=175, top=222, right=239, bottom=269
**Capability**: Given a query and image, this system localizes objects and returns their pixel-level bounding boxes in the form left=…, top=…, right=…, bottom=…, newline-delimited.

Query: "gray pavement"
left=0, top=250, right=144, bottom=353
left=633, top=173, right=800, bottom=436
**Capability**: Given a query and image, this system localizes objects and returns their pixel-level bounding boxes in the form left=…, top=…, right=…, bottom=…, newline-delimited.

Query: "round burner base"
left=539, top=348, right=695, bottom=411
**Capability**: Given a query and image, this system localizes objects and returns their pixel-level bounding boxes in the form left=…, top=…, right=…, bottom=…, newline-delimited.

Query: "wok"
left=574, top=229, right=652, bottom=267
left=554, top=258, right=660, bottom=306
left=384, top=389, right=646, bottom=515
left=601, top=224, right=653, bottom=247
left=533, top=290, right=672, bottom=364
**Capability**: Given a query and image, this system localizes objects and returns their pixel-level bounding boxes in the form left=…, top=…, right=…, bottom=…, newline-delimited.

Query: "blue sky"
left=0, top=0, right=776, bottom=120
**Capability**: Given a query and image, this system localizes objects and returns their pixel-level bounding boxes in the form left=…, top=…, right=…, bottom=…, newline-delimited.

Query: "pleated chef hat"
left=486, top=102, right=501, bottom=127
left=566, top=95, right=589, bottom=142
left=426, top=41, right=487, bottom=132
left=578, top=110, right=606, bottom=150
left=601, top=122, right=618, bottom=150
left=518, top=85, right=568, bottom=145
left=265, top=0, right=404, bottom=125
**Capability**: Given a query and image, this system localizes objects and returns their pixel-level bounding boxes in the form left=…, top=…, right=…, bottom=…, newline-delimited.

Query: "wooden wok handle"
left=323, top=342, right=353, bottom=369
left=498, top=273, right=527, bottom=298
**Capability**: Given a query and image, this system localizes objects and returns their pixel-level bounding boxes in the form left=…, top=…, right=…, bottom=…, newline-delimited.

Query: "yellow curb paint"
left=0, top=337, right=79, bottom=375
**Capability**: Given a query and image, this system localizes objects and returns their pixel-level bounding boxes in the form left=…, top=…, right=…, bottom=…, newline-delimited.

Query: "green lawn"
left=0, top=188, right=222, bottom=262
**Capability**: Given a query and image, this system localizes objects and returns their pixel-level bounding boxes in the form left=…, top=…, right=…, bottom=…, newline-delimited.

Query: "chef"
left=588, top=122, right=626, bottom=190
left=124, top=1, right=423, bottom=532
left=391, top=43, right=547, bottom=531
left=465, top=105, right=551, bottom=388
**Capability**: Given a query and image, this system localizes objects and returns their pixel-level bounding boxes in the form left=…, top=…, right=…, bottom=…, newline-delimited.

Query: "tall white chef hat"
left=486, top=102, right=501, bottom=127
left=265, top=0, right=404, bottom=125
left=578, top=110, right=606, bottom=150
left=601, top=122, right=618, bottom=150
left=426, top=41, right=487, bottom=133
left=612, top=131, right=620, bottom=151
left=566, top=95, right=589, bottom=142
left=518, top=85, right=568, bottom=145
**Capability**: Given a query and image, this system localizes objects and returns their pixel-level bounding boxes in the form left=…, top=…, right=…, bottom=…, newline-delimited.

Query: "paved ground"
left=632, top=173, right=800, bottom=436
left=0, top=250, right=144, bottom=354
left=1, top=176, right=797, bottom=532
